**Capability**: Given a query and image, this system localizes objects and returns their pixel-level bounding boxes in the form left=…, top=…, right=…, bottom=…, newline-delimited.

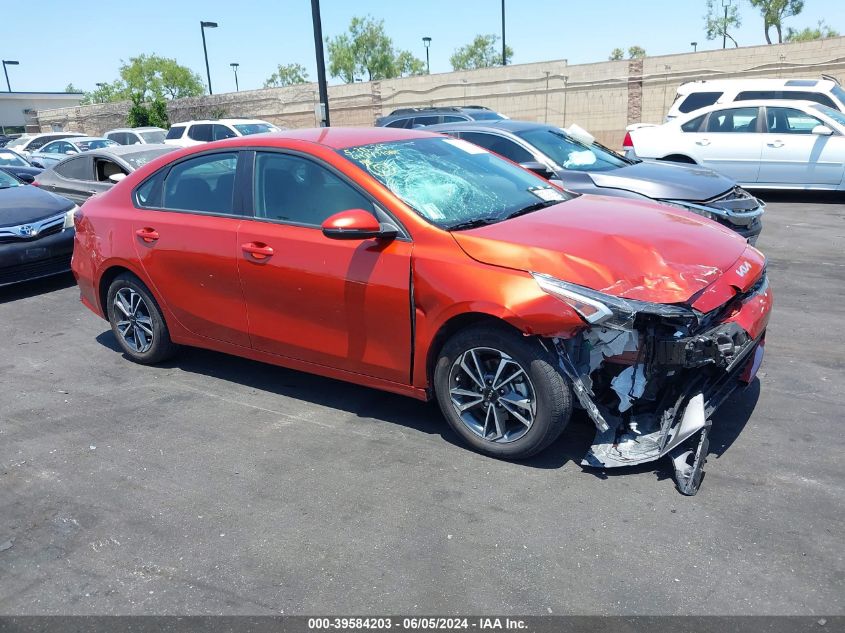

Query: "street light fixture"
left=2, top=60, right=19, bottom=92
left=721, top=0, right=731, bottom=49
left=501, top=0, right=507, bottom=66
left=230, top=63, right=240, bottom=92
left=691, top=41, right=698, bottom=52
left=200, top=21, right=218, bottom=95
left=422, top=37, right=432, bottom=74
left=311, top=0, right=330, bottom=126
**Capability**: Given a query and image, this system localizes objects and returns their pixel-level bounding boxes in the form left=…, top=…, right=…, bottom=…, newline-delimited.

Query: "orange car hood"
left=451, top=195, right=749, bottom=305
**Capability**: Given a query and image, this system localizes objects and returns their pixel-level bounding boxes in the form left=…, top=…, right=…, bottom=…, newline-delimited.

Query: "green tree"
left=326, top=16, right=425, bottom=83
left=264, top=63, right=309, bottom=87
left=64, top=83, right=83, bottom=93
left=609, top=48, right=625, bottom=61
left=627, top=45, right=647, bottom=59
left=119, top=54, right=205, bottom=100
left=785, top=19, right=839, bottom=41
left=80, top=80, right=127, bottom=105
left=450, top=34, right=513, bottom=70
left=748, top=0, right=805, bottom=44
left=704, top=0, right=741, bottom=47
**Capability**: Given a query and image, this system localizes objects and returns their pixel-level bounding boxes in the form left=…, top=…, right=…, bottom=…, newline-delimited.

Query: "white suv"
left=164, top=119, right=282, bottom=147
left=5, top=132, right=85, bottom=158
left=665, top=77, right=845, bottom=121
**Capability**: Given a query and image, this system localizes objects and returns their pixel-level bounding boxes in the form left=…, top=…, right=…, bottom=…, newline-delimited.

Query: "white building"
left=0, top=92, right=84, bottom=135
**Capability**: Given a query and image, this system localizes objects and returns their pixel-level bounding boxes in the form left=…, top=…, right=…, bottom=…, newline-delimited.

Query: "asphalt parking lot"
left=1, top=194, right=843, bottom=616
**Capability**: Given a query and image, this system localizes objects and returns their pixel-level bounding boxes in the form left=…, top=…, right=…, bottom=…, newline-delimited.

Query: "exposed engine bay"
left=549, top=272, right=769, bottom=496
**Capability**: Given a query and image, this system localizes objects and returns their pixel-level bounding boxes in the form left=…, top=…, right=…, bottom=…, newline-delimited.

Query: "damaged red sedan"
left=71, top=128, right=771, bottom=495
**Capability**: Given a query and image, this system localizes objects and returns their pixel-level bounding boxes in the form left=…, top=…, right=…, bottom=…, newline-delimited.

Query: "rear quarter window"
left=165, top=126, right=185, bottom=140
left=54, top=156, right=91, bottom=180
left=681, top=115, right=706, bottom=132
left=678, top=92, right=723, bottom=113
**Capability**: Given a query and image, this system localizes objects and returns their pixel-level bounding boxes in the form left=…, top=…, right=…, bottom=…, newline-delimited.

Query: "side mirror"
left=16, top=173, right=35, bottom=184
left=321, top=209, right=396, bottom=241
left=520, top=161, right=555, bottom=179
left=31, top=161, right=44, bottom=168
left=811, top=124, right=834, bottom=136
left=108, top=172, right=127, bottom=183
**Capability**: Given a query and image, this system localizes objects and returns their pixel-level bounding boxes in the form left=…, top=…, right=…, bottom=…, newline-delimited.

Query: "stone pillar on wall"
left=371, top=81, right=382, bottom=125
left=626, top=59, right=643, bottom=126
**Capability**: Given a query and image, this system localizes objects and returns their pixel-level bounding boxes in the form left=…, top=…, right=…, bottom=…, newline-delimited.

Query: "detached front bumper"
left=553, top=270, right=771, bottom=472
left=664, top=187, right=765, bottom=245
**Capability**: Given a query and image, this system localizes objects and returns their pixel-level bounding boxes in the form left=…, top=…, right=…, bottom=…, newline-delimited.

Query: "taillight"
left=31, top=181, right=40, bottom=187
left=622, top=132, right=633, bottom=149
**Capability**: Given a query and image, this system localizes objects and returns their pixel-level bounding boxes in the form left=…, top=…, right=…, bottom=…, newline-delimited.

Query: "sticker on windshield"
left=443, top=138, right=488, bottom=154
left=529, top=187, right=565, bottom=202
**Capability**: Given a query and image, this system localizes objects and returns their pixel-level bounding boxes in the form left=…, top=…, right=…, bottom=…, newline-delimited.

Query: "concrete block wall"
left=34, top=36, right=845, bottom=149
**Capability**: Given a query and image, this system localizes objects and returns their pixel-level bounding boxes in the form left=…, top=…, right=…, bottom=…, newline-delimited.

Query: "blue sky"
left=4, top=0, right=844, bottom=94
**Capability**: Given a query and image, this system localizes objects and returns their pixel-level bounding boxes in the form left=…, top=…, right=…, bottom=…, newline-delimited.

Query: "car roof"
left=200, top=127, right=438, bottom=150
left=672, top=99, right=837, bottom=123
left=678, top=78, right=837, bottom=93
left=85, top=143, right=176, bottom=158
left=171, top=119, right=271, bottom=126
left=426, top=119, right=548, bottom=133
left=106, top=127, right=165, bottom=133
left=63, top=136, right=110, bottom=143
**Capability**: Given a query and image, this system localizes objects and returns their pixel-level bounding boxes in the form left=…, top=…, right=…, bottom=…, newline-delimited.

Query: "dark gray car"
left=35, top=144, right=178, bottom=205
left=427, top=119, right=764, bottom=243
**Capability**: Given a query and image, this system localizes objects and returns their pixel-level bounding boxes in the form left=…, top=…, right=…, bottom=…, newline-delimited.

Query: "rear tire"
left=433, top=324, right=572, bottom=459
left=106, top=273, right=177, bottom=364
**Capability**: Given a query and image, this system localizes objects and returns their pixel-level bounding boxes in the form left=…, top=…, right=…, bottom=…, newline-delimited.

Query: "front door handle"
left=695, top=139, right=711, bottom=146
left=241, top=242, right=274, bottom=260
left=767, top=140, right=784, bottom=148
left=135, top=227, right=159, bottom=243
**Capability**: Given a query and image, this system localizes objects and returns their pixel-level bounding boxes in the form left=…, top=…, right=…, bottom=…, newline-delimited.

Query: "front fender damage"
left=551, top=273, right=770, bottom=496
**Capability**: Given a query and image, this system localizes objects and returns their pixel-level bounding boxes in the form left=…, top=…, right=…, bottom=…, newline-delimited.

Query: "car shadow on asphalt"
left=576, top=378, right=760, bottom=484
left=94, top=330, right=760, bottom=477
left=0, top=272, right=75, bottom=304
left=755, top=190, right=843, bottom=205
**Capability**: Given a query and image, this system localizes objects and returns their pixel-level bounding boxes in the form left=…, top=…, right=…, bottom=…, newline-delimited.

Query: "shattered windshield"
left=516, top=127, right=629, bottom=172
left=340, top=137, right=574, bottom=230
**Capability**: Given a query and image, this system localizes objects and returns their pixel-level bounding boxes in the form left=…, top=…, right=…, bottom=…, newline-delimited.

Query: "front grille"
left=0, top=255, right=72, bottom=286
left=0, top=224, right=65, bottom=244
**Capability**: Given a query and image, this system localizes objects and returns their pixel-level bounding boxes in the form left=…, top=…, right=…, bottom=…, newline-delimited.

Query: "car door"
left=684, top=106, right=763, bottom=183
left=131, top=150, right=251, bottom=347
left=759, top=106, right=845, bottom=186
left=34, top=140, right=77, bottom=168
left=41, top=155, right=96, bottom=204
left=236, top=150, right=413, bottom=384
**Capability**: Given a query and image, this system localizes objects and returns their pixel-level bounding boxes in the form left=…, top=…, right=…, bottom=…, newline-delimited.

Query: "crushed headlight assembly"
left=659, top=200, right=718, bottom=221
left=532, top=272, right=697, bottom=326
left=62, top=205, right=79, bottom=230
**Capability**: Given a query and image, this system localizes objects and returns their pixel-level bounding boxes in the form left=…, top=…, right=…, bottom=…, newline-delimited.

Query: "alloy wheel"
left=448, top=347, right=537, bottom=443
left=113, top=287, right=154, bottom=353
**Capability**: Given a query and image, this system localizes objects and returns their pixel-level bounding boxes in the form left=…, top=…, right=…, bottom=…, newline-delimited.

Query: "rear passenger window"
left=460, top=132, right=534, bottom=163
left=681, top=115, right=705, bottom=132
left=188, top=124, right=213, bottom=142
left=165, top=126, right=185, bottom=140
left=411, top=116, right=440, bottom=127
left=54, top=156, right=92, bottom=180
left=705, top=107, right=759, bottom=133
left=212, top=124, right=237, bottom=140
left=385, top=118, right=411, bottom=128
left=442, top=115, right=467, bottom=123
left=162, top=152, right=238, bottom=214
left=253, top=152, right=374, bottom=226
left=678, top=92, right=723, bottom=113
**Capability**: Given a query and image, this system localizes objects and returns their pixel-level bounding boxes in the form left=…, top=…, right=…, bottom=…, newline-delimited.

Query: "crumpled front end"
left=548, top=264, right=771, bottom=495
left=661, top=186, right=765, bottom=245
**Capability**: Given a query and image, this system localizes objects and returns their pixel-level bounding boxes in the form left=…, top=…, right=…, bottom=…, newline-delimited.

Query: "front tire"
left=106, top=273, right=177, bottom=364
left=433, top=324, right=572, bottom=459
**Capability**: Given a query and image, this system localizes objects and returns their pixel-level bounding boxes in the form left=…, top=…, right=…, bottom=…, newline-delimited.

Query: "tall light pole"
left=722, top=0, right=730, bottom=49
left=200, top=21, right=218, bottom=95
left=501, top=0, right=507, bottom=66
left=691, top=41, right=698, bottom=52
left=2, top=60, right=19, bottom=92
left=311, top=0, right=330, bottom=126
left=230, top=63, right=240, bottom=92
left=422, top=36, right=432, bottom=74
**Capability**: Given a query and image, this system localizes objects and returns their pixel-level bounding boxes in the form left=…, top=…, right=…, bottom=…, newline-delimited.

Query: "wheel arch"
left=659, top=154, right=697, bottom=164
left=424, top=312, right=525, bottom=390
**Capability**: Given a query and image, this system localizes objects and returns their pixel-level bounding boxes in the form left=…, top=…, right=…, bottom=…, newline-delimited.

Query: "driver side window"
left=253, top=152, right=375, bottom=226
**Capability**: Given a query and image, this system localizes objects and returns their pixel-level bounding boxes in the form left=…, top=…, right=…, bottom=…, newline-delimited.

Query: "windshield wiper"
left=446, top=216, right=501, bottom=231
left=503, top=199, right=560, bottom=220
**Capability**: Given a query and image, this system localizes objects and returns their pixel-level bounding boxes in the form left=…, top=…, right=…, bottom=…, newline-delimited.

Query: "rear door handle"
left=695, top=139, right=711, bottom=146
left=241, top=242, right=274, bottom=260
left=767, top=140, right=784, bottom=148
left=135, top=227, right=159, bottom=243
